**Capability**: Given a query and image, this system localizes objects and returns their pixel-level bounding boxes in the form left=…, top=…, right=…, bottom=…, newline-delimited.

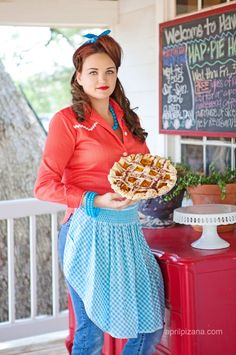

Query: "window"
left=202, top=0, right=227, bottom=8
left=180, top=137, right=235, bottom=172
left=172, top=0, right=234, bottom=172
left=176, top=0, right=229, bottom=14
left=176, top=0, right=198, bottom=15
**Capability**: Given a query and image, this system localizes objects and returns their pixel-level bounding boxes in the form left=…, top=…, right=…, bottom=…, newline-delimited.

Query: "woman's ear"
left=76, top=72, right=82, bottom=86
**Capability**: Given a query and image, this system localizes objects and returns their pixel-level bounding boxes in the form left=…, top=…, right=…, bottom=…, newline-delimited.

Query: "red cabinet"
left=66, top=225, right=236, bottom=355
left=105, top=226, right=236, bottom=355
left=144, top=226, right=236, bottom=355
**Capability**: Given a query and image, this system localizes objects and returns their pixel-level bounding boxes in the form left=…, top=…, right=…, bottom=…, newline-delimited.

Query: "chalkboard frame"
left=159, top=3, right=236, bottom=137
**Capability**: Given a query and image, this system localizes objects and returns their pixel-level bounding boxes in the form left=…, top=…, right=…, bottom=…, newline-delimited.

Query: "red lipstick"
left=97, top=86, right=109, bottom=90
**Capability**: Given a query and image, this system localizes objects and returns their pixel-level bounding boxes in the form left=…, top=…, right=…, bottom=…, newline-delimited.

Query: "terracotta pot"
left=187, top=183, right=236, bottom=232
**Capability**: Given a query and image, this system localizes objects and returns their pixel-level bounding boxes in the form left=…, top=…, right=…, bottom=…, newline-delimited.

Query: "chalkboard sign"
left=159, top=3, right=236, bottom=137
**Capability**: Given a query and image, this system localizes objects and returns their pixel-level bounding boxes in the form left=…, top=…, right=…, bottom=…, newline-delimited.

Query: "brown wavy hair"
left=71, top=34, right=147, bottom=142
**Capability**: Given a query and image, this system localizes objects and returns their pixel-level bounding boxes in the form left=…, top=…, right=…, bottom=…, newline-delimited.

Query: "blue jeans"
left=58, top=216, right=164, bottom=355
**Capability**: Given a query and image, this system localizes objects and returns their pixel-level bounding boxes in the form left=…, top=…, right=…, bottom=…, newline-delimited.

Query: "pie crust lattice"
left=108, top=153, right=177, bottom=200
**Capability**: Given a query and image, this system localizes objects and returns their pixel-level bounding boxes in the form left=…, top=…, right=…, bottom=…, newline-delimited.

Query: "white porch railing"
left=0, top=198, right=67, bottom=342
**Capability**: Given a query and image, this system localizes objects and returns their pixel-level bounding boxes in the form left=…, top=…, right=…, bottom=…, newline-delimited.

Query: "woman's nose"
left=97, top=73, right=106, bottom=83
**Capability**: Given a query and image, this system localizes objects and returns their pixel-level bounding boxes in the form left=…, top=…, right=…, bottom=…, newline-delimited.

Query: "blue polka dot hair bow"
left=83, top=29, right=111, bottom=44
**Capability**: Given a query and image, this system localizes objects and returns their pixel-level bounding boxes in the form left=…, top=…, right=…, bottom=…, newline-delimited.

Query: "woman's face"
left=77, top=52, right=117, bottom=102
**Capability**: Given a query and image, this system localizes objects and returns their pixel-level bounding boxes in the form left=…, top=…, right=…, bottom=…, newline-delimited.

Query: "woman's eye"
left=106, top=70, right=115, bottom=74
left=89, top=71, right=97, bottom=75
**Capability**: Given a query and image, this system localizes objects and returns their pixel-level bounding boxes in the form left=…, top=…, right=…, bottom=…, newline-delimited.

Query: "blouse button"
left=124, top=131, right=128, bottom=136
left=123, top=152, right=128, bottom=157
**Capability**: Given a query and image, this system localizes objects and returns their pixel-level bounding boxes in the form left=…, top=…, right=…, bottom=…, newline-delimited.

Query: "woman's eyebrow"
left=87, top=66, right=116, bottom=71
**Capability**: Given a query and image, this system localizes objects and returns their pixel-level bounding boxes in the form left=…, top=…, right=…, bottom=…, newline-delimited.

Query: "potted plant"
left=167, top=164, right=236, bottom=232
left=167, top=164, right=236, bottom=200
left=138, top=162, right=190, bottom=228
left=139, top=163, right=236, bottom=231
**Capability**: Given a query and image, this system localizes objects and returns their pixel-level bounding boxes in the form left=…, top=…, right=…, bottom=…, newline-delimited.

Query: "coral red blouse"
left=34, top=99, right=149, bottom=223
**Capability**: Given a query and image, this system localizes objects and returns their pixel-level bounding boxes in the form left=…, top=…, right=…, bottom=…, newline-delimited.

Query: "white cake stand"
left=173, top=204, right=236, bottom=250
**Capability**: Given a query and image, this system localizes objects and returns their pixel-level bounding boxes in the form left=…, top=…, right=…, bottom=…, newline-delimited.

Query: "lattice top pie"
left=108, top=153, right=177, bottom=200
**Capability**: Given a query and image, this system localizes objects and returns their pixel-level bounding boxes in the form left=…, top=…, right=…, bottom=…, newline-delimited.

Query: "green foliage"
left=17, top=66, right=73, bottom=115
left=163, top=162, right=190, bottom=202
left=164, top=163, right=236, bottom=202
left=47, top=28, right=83, bottom=48
left=0, top=26, right=86, bottom=120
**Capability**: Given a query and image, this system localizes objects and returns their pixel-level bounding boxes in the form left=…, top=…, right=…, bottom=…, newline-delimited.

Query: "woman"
left=34, top=30, right=165, bottom=355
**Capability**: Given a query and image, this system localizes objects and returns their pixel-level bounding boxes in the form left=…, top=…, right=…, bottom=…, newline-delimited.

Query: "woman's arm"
left=34, top=111, right=86, bottom=208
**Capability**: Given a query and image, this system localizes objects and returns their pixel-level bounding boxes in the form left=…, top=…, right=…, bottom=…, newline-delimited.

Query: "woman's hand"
left=94, top=192, right=134, bottom=210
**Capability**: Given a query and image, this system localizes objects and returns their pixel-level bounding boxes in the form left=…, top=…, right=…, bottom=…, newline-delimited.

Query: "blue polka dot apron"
left=63, top=203, right=165, bottom=339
